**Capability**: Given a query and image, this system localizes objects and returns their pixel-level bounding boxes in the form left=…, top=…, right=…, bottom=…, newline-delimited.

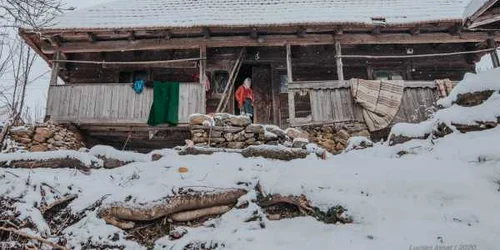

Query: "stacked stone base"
left=189, top=114, right=291, bottom=149
left=189, top=114, right=371, bottom=154
left=5, top=123, right=85, bottom=152
left=300, top=122, right=371, bottom=154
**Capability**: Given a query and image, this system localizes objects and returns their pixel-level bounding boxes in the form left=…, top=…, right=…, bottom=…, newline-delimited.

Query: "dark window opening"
left=374, top=70, right=404, bottom=80
left=212, top=70, right=229, bottom=96
left=294, top=91, right=312, bottom=118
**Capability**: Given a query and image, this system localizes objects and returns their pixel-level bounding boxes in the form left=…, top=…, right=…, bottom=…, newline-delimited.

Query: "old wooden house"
left=20, top=0, right=500, bottom=149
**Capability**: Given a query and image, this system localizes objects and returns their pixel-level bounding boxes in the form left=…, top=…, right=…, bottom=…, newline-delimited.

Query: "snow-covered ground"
left=1, top=126, right=500, bottom=249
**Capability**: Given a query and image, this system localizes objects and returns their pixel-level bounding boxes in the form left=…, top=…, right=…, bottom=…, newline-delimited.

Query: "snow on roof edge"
left=34, top=0, right=471, bottom=31
left=32, top=19, right=465, bottom=33
left=463, top=0, right=494, bottom=19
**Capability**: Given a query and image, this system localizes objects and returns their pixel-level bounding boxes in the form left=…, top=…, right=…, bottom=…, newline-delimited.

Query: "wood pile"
left=300, top=122, right=370, bottom=154
left=4, top=123, right=84, bottom=152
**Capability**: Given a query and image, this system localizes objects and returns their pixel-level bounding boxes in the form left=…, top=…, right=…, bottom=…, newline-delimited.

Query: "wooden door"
left=252, top=65, right=273, bottom=124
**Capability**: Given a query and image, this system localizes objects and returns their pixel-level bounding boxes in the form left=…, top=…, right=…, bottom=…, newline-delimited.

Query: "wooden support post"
left=288, top=91, right=296, bottom=126
left=200, top=45, right=207, bottom=113
left=286, top=44, right=293, bottom=82
left=335, top=41, right=344, bottom=81
left=50, top=51, right=61, bottom=85
left=487, top=38, right=500, bottom=68
left=286, top=44, right=295, bottom=125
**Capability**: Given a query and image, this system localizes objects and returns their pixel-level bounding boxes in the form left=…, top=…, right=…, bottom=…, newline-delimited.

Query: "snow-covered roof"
left=49, top=0, right=473, bottom=30
left=463, top=0, right=491, bottom=19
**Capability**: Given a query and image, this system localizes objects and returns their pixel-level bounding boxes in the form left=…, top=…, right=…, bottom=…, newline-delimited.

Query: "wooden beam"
left=216, top=48, right=246, bottom=113
left=250, top=28, right=259, bottom=39
left=297, top=27, right=307, bottom=38
left=127, top=31, right=136, bottom=41
left=162, top=29, right=172, bottom=40
left=288, top=91, right=296, bottom=126
left=286, top=44, right=293, bottom=82
left=202, top=27, right=211, bottom=39
left=467, top=0, right=499, bottom=24
left=50, top=51, right=61, bottom=85
left=335, top=41, right=344, bottom=81
left=101, top=61, right=197, bottom=69
left=372, top=26, right=382, bottom=35
left=48, top=35, right=62, bottom=47
left=449, top=24, right=462, bottom=36
left=487, top=38, right=500, bottom=68
left=87, top=32, right=97, bottom=43
left=199, top=45, right=207, bottom=113
left=40, top=32, right=500, bottom=54
left=469, top=8, right=500, bottom=29
left=409, top=25, right=421, bottom=36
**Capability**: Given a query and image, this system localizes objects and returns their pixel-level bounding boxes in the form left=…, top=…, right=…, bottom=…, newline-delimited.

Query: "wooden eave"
left=19, top=30, right=51, bottom=64
left=18, top=20, right=500, bottom=62
left=466, top=0, right=500, bottom=29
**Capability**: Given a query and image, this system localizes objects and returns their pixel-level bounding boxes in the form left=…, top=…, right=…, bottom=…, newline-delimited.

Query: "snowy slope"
left=1, top=128, right=500, bottom=249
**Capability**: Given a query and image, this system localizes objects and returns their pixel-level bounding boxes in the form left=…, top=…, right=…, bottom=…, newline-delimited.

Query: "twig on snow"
left=0, top=226, right=69, bottom=250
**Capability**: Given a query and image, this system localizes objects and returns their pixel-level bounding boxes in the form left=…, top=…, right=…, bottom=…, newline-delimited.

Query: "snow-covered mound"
left=438, top=68, right=500, bottom=108
left=1, top=126, right=500, bottom=249
left=390, top=68, right=500, bottom=140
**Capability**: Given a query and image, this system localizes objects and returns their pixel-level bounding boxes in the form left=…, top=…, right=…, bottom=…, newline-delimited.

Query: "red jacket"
left=235, top=85, right=253, bottom=108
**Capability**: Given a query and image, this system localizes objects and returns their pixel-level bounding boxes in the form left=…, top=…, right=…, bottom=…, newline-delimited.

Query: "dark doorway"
left=252, top=65, right=273, bottom=124
left=234, top=64, right=253, bottom=115
left=234, top=64, right=274, bottom=124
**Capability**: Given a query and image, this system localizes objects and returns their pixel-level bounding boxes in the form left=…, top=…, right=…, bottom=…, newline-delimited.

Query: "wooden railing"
left=46, top=83, right=203, bottom=124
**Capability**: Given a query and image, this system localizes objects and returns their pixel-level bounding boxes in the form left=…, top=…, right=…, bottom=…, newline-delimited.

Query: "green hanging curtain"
left=147, top=81, right=180, bottom=126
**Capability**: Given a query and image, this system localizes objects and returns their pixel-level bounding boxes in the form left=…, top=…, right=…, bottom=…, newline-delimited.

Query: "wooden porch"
left=45, top=82, right=204, bottom=151
left=286, top=80, right=441, bottom=127
left=46, top=82, right=204, bottom=124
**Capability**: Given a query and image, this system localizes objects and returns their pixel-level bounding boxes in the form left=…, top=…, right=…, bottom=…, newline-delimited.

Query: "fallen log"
left=102, top=217, right=136, bottom=230
left=41, top=194, right=78, bottom=215
left=170, top=205, right=232, bottom=222
left=0, top=158, right=91, bottom=174
left=452, top=121, right=498, bottom=133
left=98, top=188, right=246, bottom=222
left=177, top=146, right=241, bottom=156
left=0, top=226, right=69, bottom=250
left=259, top=194, right=314, bottom=215
left=241, top=146, right=309, bottom=161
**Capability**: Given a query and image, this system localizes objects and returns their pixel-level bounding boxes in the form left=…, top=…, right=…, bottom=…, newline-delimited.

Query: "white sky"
left=6, top=0, right=116, bottom=122
left=0, top=0, right=496, bottom=123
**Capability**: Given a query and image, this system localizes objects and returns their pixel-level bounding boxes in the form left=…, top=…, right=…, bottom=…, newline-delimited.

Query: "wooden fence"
left=46, top=83, right=204, bottom=124
left=287, top=80, right=439, bottom=126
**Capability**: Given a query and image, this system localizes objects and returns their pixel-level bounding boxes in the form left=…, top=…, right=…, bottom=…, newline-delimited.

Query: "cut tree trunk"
left=259, top=194, right=314, bottom=214
left=0, top=158, right=91, bottom=173
left=241, top=146, right=309, bottom=161
left=41, top=194, right=78, bottom=215
left=170, top=205, right=232, bottom=222
left=98, top=188, right=246, bottom=222
left=177, top=146, right=242, bottom=156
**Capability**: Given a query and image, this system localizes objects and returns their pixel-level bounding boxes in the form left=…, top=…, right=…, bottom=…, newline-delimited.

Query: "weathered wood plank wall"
left=287, top=81, right=439, bottom=126
left=46, top=83, right=203, bottom=124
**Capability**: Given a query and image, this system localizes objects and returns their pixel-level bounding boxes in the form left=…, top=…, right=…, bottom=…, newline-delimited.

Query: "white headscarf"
left=243, top=78, right=252, bottom=89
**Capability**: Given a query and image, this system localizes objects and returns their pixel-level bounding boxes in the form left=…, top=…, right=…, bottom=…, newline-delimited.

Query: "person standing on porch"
left=235, top=77, right=254, bottom=119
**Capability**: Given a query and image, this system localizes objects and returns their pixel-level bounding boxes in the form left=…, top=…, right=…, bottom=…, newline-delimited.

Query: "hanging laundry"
left=193, top=72, right=211, bottom=92
left=147, top=81, right=180, bottom=126
left=132, top=79, right=144, bottom=94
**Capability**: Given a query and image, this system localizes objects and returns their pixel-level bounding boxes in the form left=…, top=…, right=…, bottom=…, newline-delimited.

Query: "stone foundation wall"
left=189, top=114, right=371, bottom=153
left=189, top=114, right=304, bottom=149
left=300, top=122, right=371, bottom=154
left=5, top=123, right=85, bottom=152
